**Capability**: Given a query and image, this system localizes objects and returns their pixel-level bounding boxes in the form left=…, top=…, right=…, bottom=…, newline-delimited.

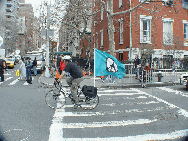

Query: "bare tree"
left=59, top=0, right=92, bottom=58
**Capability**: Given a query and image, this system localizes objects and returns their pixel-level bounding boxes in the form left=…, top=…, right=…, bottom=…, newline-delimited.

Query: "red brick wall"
left=91, top=0, right=188, bottom=61
left=131, top=0, right=188, bottom=51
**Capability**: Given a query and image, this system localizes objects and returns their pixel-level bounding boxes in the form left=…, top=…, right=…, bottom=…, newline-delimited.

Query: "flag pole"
left=94, top=48, right=95, bottom=87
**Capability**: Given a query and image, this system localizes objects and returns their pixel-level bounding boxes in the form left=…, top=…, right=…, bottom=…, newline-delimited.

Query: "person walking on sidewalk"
left=59, top=57, right=66, bottom=75
left=0, top=55, right=6, bottom=82
left=57, top=55, right=84, bottom=109
left=33, top=57, right=37, bottom=76
left=26, top=57, right=32, bottom=84
left=101, top=75, right=115, bottom=83
left=18, top=60, right=26, bottom=80
left=134, top=55, right=141, bottom=79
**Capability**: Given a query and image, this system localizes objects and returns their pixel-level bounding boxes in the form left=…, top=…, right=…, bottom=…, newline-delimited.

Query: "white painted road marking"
left=49, top=88, right=188, bottom=140
left=62, top=118, right=158, bottom=128
left=157, top=87, right=188, bottom=98
left=9, top=79, right=19, bottom=85
left=61, top=129, right=188, bottom=141
left=132, top=88, right=188, bottom=118
left=54, top=106, right=174, bottom=117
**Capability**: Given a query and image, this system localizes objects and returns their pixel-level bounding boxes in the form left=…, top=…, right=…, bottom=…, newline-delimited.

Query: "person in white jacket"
left=19, top=60, right=26, bottom=80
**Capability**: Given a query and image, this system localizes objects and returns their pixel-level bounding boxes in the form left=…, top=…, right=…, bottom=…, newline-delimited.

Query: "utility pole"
left=45, top=3, right=50, bottom=77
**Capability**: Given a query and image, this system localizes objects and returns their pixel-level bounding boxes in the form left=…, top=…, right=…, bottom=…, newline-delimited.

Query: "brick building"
left=18, top=3, right=34, bottom=55
left=91, top=0, right=188, bottom=69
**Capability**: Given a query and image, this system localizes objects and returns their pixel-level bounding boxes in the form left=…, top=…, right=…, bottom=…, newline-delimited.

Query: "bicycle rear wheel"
left=45, top=89, right=66, bottom=109
left=78, top=92, right=99, bottom=110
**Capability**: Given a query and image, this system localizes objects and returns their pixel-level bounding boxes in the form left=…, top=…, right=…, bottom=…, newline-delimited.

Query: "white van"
left=29, top=53, right=46, bottom=73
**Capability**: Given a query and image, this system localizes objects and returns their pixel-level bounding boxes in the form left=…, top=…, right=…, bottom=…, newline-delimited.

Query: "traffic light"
left=51, top=42, right=57, bottom=48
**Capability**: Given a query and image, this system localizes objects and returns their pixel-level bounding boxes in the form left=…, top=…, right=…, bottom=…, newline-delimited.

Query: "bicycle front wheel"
left=45, top=89, right=66, bottom=109
left=78, top=92, right=99, bottom=110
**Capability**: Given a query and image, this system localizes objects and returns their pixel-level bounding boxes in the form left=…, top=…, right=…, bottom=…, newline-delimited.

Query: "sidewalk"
left=39, top=71, right=181, bottom=89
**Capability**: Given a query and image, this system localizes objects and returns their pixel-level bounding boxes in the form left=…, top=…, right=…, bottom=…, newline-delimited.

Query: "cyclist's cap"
left=63, top=55, right=71, bottom=60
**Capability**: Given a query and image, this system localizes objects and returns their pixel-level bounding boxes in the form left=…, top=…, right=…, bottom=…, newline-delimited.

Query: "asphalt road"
left=1, top=64, right=188, bottom=141
left=0, top=64, right=55, bottom=141
left=49, top=85, right=188, bottom=141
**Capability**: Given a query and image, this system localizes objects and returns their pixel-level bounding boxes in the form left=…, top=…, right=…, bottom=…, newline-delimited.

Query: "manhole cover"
left=1, top=129, right=30, bottom=141
left=154, top=112, right=178, bottom=120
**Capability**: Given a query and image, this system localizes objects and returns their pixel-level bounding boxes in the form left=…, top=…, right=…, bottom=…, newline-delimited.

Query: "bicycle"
left=45, top=80, right=99, bottom=110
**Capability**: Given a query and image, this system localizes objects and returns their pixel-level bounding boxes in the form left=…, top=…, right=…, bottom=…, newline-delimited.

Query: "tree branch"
left=112, top=0, right=148, bottom=16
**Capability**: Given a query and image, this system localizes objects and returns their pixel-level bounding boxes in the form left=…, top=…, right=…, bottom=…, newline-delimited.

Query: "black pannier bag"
left=82, top=85, right=97, bottom=98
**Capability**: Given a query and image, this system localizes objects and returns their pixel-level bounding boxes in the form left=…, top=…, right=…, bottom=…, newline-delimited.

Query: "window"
left=119, top=53, right=123, bottom=61
left=118, top=18, right=123, bottom=44
left=183, top=20, right=188, bottom=46
left=107, top=1, right=109, bottom=10
left=100, top=30, right=103, bottom=47
left=93, top=34, right=96, bottom=49
left=140, top=15, right=151, bottom=43
left=96, top=32, right=98, bottom=49
left=163, top=18, right=173, bottom=45
left=119, top=0, right=122, bottom=7
left=101, top=6, right=103, bottom=21
left=93, top=0, right=95, bottom=7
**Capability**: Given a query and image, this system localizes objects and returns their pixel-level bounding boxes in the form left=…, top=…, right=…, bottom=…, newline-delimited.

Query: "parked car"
left=5, top=58, right=14, bottom=68
left=179, top=73, right=188, bottom=88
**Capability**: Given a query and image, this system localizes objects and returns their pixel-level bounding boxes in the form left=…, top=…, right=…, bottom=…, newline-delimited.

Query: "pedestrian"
left=59, top=57, right=66, bottom=75
left=56, top=55, right=84, bottom=109
left=0, top=55, right=6, bottom=82
left=134, top=55, right=141, bottom=79
left=143, top=62, right=151, bottom=82
left=33, top=57, right=37, bottom=76
left=56, top=55, right=61, bottom=74
left=101, top=75, right=115, bottom=83
left=25, top=57, right=32, bottom=84
left=18, top=60, right=26, bottom=80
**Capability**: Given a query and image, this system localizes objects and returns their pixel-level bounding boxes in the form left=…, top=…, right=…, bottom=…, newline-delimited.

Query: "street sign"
left=41, top=29, right=54, bottom=38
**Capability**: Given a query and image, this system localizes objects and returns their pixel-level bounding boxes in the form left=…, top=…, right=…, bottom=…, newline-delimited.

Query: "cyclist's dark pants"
left=66, top=77, right=84, bottom=104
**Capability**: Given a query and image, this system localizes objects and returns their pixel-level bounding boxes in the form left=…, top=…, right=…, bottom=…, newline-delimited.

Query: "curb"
left=100, top=82, right=180, bottom=89
left=38, top=71, right=180, bottom=89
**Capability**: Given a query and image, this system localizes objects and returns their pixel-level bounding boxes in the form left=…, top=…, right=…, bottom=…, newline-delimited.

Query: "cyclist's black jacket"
left=64, top=62, right=83, bottom=79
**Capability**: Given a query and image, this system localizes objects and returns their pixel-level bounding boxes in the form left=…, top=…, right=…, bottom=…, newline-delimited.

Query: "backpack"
left=33, top=60, right=37, bottom=66
left=82, top=85, right=97, bottom=98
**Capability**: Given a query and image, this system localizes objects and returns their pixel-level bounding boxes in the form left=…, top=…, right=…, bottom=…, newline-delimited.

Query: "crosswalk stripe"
left=98, top=92, right=143, bottom=96
left=157, top=87, right=188, bottom=98
left=55, top=106, right=174, bottom=117
left=5, top=77, right=13, bottom=81
left=49, top=88, right=188, bottom=140
left=132, top=88, right=188, bottom=118
left=4, top=73, right=11, bottom=76
left=9, top=79, right=19, bottom=85
left=0, top=77, right=13, bottom=85
left=62, top=118, right=158, bottom=128
left=62, top=129, right=188, bottom=141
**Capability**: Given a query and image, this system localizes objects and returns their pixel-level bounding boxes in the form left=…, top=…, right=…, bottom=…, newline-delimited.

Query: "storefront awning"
left=54, top=52, right=72, bottom=55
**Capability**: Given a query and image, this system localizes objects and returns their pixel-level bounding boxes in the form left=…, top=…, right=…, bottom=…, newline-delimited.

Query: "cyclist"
left=57, top=55, right=84, bottom=109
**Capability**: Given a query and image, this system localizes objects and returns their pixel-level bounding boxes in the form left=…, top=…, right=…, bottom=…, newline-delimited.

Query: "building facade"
left=18, top=3, right=34, bottom=55
left=91, top=0, right=188, bottom=69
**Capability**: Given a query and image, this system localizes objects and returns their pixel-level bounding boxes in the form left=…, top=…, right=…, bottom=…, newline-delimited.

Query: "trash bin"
left=158, top=71, right=162, bottom=82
